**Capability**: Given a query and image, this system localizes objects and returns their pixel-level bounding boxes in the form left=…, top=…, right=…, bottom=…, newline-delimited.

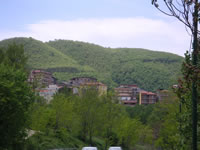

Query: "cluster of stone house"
left=28, top=69, right=169, bottom=105
left=28, top=70, right=62, bottom=103
left=28, top=70, right=56, bottom=87
left=28, top=70, right=107, bottom=102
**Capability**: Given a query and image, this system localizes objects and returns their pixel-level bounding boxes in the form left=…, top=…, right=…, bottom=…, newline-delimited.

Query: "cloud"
left=0, top=17, right=190, bottom=56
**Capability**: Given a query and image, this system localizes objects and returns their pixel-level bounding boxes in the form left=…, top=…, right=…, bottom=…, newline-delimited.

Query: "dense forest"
left=0, top=37, right=183, bottom=91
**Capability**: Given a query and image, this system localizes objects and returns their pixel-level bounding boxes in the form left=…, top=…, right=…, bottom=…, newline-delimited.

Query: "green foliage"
left=24, top=130, right=84, bottom=150
left=48, top=40, right=183, bottom=91
left=0, top=39, right=186, bottom=149
left=174, top=52, right=200, bottom=149
left=116, top=116, right=141, bottom=148
left=4, top=43, right=28, bottom=70
left=27, top=90, right=154, bottom=149
left=147, top=92, right=185, bottom=150
left=96, top=92, right=125, bottom=149
left=0, top=44, right=34, bottom=149
left=74, top=90, right=102, bottom=145
left=0, top=37, right=183, bottom=91
left=0, top=43, right=28, bottom=70
left=0, top=38, right=79, bottom=69
left=115, top=116, right=153, bottom=150
left=125, top=104, right=155, bottom=124
left=0, top=48, right=5, bottom=64
left=30, top=104, right=55, bottom=132
left=51, top=94, right=80, bottom=135
left=28, top=94, right=83, bottom=150
left=124, top=91, right=188, bottom=150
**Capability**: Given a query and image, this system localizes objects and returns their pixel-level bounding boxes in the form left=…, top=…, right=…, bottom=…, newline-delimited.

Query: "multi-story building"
left=28, top=70, right=56, bottom=88
left=115, top=84, right=140, bottom=106
left=139, top=91, right=157, bottom=105
left=67, top=77, right=107, bottom=95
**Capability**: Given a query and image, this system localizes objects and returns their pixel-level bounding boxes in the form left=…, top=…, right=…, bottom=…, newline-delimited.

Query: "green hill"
left=0, top=37, right=183, bottom=91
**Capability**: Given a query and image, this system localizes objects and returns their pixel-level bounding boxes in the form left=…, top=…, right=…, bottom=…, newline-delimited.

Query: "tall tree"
left=151, top=1, right=199, bottom=149
left=0, top=44, right=34, bottom=149
left=75, top=89, right=102, bottom=145
left=0, top=64, right=34, bottom=149
left=99, top=92, right=124, bottom=149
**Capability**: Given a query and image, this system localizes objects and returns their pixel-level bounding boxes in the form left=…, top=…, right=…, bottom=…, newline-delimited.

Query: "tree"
left=99, top=92, right=124, bottom=149
left=28, top=94, right=82, bottom=150
left=0, top=64, right=34, bottom=149
left=50, top=94, right=79, bottom=135
left=75, top=89, right=102, bottom=145
left=125, top=104, right=155, bottom=124
left=148, top=92, right=185, bottom=149
left=3, top=43, right=28, bottom=70
left=116, top=116, right=152, bottom=150
left=151, top=1, right=199, bottom=149
left=0, top=48, right=4, bottom=64
left=0, top=44, right=34, bottom=149
left=175, top=52, right=200, bottom=149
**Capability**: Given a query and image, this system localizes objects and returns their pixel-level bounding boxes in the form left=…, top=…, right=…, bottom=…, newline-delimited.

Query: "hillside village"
left=1, top=0, right=199, bottom=148
left=28, top=69, right=170, bottom=106
left=0, top=38, right=183, bottom=93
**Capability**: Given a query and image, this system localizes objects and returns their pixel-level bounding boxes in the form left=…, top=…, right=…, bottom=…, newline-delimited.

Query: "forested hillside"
left=0, top=37, right=183, bottom=91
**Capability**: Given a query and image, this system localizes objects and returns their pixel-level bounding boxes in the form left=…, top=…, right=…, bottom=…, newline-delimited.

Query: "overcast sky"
left=0, top=0, right=191, bottom=56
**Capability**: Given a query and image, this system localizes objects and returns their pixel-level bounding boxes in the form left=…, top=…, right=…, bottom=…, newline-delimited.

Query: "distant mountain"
left=0, top=37, right=183, bottom=91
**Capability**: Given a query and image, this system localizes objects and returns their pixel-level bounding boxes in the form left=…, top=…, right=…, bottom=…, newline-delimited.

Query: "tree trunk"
left=192, top=1, right=198, bottom=150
